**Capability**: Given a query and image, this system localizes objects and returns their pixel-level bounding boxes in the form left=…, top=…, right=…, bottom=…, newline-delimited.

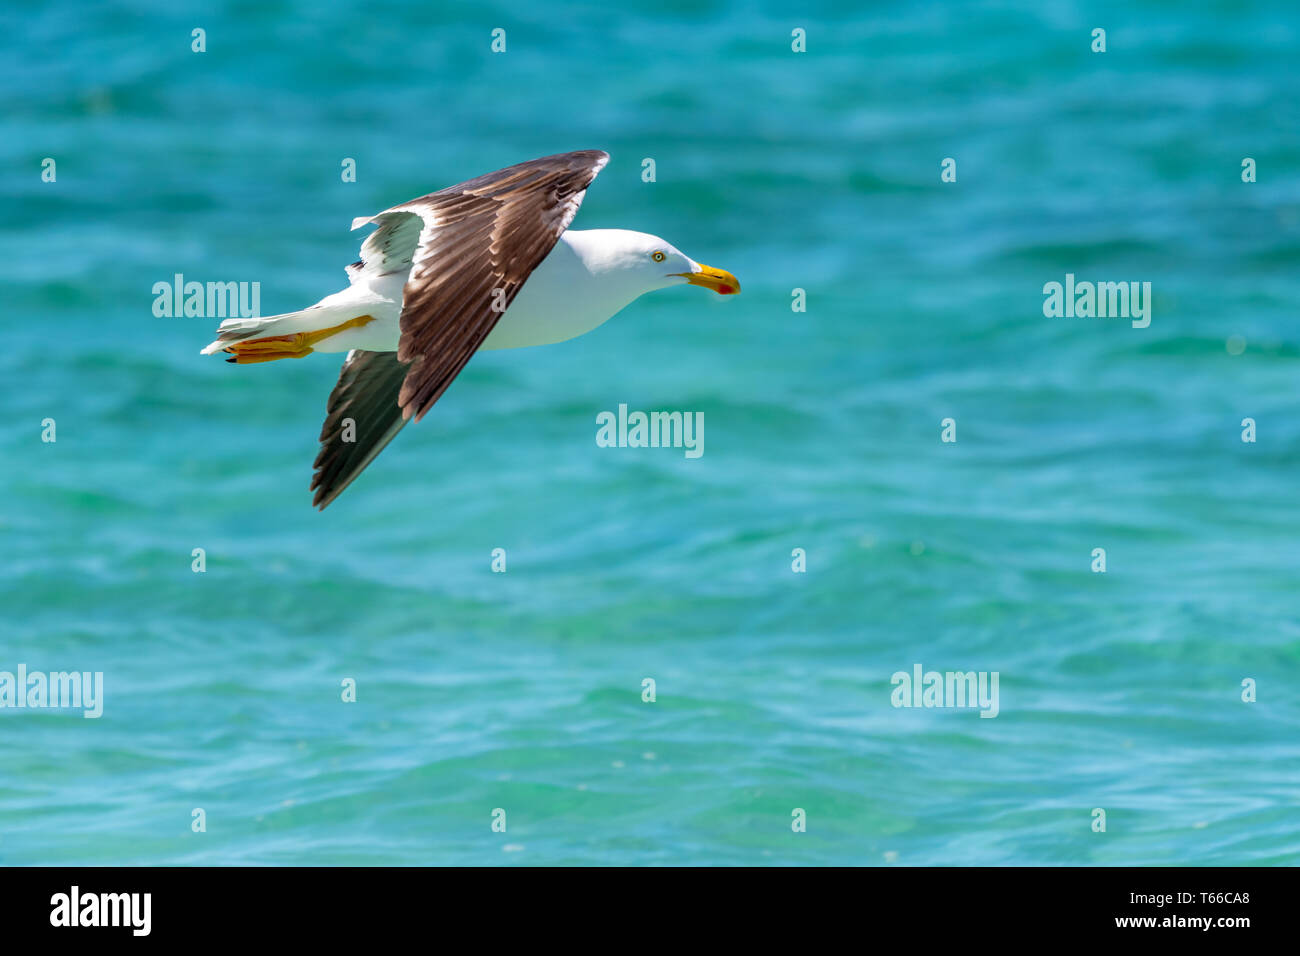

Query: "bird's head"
left=575, top=229, right=740, bottom=299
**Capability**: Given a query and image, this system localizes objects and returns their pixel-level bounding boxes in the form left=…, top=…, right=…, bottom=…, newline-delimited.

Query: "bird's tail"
left=201, top=308, right=375, bottom=364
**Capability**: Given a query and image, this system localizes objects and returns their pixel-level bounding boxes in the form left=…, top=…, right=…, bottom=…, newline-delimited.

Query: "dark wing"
left=310, top=349, right=411, bottom=510
left=370, top=149, right=609, bottom=422
left=309, top=149, right=608, bottom=509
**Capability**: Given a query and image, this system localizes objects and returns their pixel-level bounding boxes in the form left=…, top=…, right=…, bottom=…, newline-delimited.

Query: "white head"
left=564, top=229, right=740, bottom=303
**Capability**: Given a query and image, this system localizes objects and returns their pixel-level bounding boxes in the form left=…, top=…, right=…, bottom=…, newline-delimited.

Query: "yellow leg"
left=224, top=315, right=376, bottom=364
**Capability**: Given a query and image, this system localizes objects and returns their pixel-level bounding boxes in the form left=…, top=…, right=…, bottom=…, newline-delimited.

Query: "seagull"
left=201, top=149, right=739, bottom=510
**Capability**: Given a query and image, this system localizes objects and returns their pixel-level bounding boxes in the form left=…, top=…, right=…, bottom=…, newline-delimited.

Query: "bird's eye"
left=652, top=251, right=666, bottom=262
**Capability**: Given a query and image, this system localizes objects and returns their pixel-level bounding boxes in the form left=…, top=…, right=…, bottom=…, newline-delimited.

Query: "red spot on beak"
left=681, top=265, right=740, bottom=295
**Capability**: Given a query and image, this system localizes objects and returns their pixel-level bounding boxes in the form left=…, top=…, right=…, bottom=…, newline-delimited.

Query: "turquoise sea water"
left=2, top=0, right=1298, bottom=865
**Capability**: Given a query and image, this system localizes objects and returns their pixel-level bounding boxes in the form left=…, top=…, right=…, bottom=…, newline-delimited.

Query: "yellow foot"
left=224, top=334, right=313, bottom=364
left=223, top=314, right=376, bottom=364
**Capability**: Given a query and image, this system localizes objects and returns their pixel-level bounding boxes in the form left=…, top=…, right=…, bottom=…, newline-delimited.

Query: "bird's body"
left=201, top=150, right=738, bottom=508
left=226, top=228, right=694, bottom=357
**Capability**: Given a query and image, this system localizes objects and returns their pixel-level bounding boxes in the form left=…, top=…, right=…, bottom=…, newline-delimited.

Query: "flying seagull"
left=201, top=149, right=739, bottom=509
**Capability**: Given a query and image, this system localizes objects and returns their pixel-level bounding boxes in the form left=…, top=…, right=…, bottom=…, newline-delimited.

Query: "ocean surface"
left=1, top=0, right=1298, bottom=865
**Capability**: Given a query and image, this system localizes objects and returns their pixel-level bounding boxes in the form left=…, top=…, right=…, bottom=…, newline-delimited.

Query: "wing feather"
left=310, top=350, right=411, bottom=510
left=386, top=149, right=608, bottom=421
left=309, top=149, right=608, bottom=507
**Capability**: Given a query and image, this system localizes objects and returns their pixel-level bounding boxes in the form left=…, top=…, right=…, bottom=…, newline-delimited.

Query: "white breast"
left=480, top=231, right=640, bottom=350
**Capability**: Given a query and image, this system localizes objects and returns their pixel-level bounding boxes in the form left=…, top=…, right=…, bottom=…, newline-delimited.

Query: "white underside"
left=295, top=230, right=646, bottom=354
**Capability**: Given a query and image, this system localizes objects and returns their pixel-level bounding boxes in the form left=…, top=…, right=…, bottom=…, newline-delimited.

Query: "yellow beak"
left=674, top=263, right=740, bottom=295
